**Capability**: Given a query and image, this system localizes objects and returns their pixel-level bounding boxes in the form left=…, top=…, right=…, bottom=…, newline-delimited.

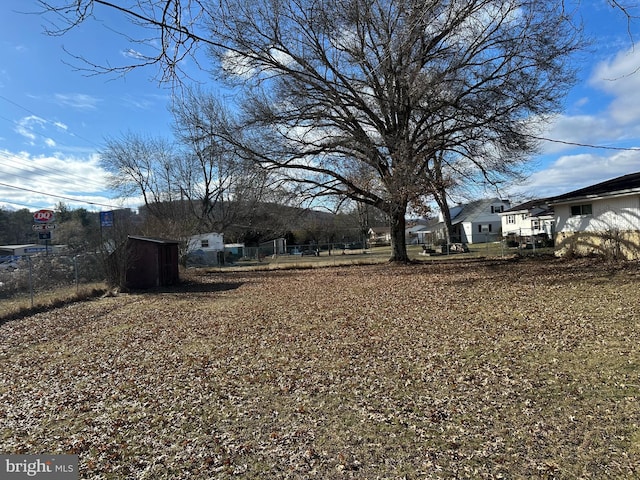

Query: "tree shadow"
left=131, top=277, right=245, bottom=294
left=556, top=208, right=640, bottom=261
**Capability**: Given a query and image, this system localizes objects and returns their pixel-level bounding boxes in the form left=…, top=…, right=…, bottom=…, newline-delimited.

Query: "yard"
left=1, top=257, right=639, bottom=478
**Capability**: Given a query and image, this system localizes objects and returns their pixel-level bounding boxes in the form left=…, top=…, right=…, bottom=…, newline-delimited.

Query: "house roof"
left=549, top=171, right=640, bottom=204
left=407, top=224, right=429, bottom=234
left=421, top=198, right=507, bottom=232
left=501, top=198, right=550, bottom=214
left=451, top=198, right=506, bottom=224
left=530, top=208, right=554, bottom=219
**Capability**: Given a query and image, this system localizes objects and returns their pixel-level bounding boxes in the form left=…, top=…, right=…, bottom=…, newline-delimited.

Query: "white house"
left=426, top=198, right=511, bottom=244
left=368, top=226, right=392, bottom=245
left=186, top=232, right=225, bottom=266
left=406, top=222, right=431, bottom=245
left=550, top=172, right=640, bottom=259
left=500, top=199, right=554, bottom=245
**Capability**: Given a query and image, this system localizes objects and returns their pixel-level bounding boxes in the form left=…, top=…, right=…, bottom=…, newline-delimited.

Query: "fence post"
left=74, top=255, right=79, bottom=292
left=27, top=256, right=34, bottom=308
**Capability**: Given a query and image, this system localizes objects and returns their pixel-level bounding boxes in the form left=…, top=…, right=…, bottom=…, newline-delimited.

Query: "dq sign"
left=33, top=209, right=55, bottom=224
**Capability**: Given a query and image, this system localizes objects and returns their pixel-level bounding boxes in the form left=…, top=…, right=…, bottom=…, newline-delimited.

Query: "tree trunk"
left=433, top=188, right=453, bottom=245
left=388, top=201, right=409, bottom=263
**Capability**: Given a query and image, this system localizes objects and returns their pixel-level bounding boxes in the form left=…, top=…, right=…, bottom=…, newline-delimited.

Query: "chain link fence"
left=0, top=253, right=106, bottom=307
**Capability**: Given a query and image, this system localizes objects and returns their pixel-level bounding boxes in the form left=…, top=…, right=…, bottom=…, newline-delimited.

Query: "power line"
left=529, top=135, right=640, bottom=151
left=0, top=153, right=108, bottom=191
left=0, top=181, right=123, bottom=210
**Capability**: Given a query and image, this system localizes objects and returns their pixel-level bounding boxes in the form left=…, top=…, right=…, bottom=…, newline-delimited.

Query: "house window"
left=570, top=204, right=592, bottom=216
left=532, top=220, right=540, bottom=230
left=507, top=215, right=515, bottom=224
left=478, top=224, right=492, bottom=233
left=491, top=205, right=504, bottom=213
left=201, top=239, right=209, bottom=248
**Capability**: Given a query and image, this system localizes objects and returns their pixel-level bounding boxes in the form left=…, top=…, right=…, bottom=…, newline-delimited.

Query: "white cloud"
left=535, top=47, right=640, bottom=155
left=14, top=116, right=74, bottom=149
left=589, top=47, right=640, bottom=125
left=511, top=148, right=640, bottom=199
left=0, top=149, right=117, bottom=210
left=122, top=48, right=147, bottom=60
left=514, top=44, right=640, bottom=200
left=15, top=115, right=46, bottom=144
left=53, top=93, right=101, bottom=110
left=537, top=114, right=616, bottom=154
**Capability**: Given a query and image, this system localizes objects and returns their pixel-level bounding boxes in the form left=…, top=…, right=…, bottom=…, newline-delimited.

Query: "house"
left=406, top=222, right=432, bottom=245
left=427, top=198, right=511, bottom=244
left=187, top=232, right=225, bottom=266
left=499, top=199, right=554, bottom=247
left=368, top=226, right=391, bottom=245
left=124, top=236, right=180, bottom=289
left=549, top=172, right=640, bottom=260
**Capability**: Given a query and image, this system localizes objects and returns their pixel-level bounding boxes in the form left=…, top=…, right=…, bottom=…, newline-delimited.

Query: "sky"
left=1, top=0, right=640, bottom=214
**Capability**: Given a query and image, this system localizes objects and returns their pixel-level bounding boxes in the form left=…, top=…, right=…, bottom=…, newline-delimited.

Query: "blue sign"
left=100, top=211, right=114, bottom=227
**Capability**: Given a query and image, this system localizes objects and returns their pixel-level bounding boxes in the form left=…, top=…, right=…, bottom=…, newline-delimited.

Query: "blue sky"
left=1, top=0, right=640, bottom=212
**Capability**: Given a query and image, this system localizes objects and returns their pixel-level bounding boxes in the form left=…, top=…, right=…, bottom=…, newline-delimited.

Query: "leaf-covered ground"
left=1, top=257, right=640, bottom=479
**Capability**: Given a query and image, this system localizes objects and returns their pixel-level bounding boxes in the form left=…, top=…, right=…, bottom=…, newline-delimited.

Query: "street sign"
left=32, top=224, right=57, bottom=231
left=38, top=232, right=52, bottom=240
left=100, top=211, right=114, bottom=227
left=33, top=209, right=55, bottom=223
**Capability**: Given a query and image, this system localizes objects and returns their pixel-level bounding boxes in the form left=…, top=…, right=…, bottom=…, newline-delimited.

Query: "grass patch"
left=1, top=257, right=639, bottom=478
left=0, top=283, right=108, bottom=324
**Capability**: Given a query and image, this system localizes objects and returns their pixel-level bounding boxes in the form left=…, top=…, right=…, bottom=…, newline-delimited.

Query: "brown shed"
left=125, top=236, right=180, bottom=289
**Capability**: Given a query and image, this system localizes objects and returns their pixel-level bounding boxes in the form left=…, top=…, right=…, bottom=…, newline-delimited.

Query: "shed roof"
left=128, top=235, right=179, bottom=245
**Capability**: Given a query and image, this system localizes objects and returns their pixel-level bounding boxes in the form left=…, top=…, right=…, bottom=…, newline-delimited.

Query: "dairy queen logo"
left=33, top=209, right=55, bottom=224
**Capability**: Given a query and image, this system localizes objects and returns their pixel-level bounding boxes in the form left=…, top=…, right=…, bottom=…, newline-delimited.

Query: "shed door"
left=159, top=245, right=177, bottom=286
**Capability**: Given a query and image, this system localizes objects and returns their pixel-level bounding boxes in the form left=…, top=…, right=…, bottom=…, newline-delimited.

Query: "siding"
left=556, top=195, right=640, bottom=233
left=554, top=194, right=640, bottom=260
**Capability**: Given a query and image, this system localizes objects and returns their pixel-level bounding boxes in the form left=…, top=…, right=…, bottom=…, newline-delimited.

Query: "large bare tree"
left=205, top=0, right=583, bottom=261
left=39, top=0, right=588, bottom=261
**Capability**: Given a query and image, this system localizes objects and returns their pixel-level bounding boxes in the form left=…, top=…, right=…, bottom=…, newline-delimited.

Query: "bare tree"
left=203, top=0, right=583, bottom=261
left=38, top=0, right=586, bottom=262
left=101, top=132, right=189, bottom=222
left=100, top=99, right=278, bottom=258
left=170, top=87, right=274, bottom=233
